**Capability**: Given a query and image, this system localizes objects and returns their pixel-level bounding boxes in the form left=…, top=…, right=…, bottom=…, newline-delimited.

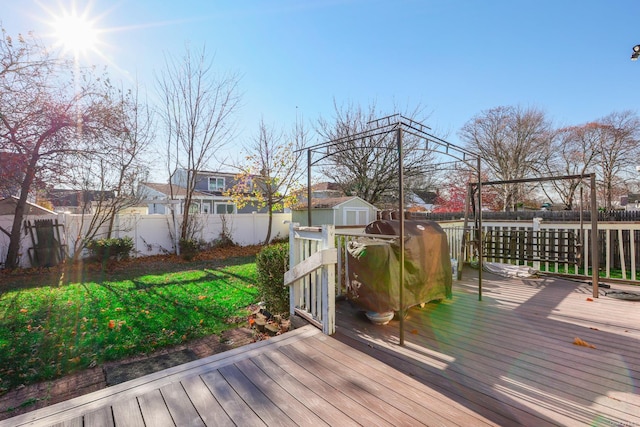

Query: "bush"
left=86, top=237, right=134, bottom=261
left=255, top=243, right=290, bottom=316
left=179, top=238, right=200, bottom=261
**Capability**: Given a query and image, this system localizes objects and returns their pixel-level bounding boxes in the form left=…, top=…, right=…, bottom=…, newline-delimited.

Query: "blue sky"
left=3, top=0, right=640, bottom=169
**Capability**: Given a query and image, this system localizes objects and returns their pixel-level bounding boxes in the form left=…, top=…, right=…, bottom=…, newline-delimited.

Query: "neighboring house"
left=141, top=169, right=268, bottom=215
left=622, top=194, right=640, bottom=211
left=46, top=189, right=116, bottom=214
left=408, top=189, right=438, bottom=212
left=292, top=196, right=378, bottom=227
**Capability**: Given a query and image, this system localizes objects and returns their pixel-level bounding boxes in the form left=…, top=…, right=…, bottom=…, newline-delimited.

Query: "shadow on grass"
left=0, top=254, right=258, bottom=293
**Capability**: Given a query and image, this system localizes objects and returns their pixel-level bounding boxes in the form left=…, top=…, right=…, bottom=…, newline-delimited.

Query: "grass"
left=0, top=254, right=260, bottom=396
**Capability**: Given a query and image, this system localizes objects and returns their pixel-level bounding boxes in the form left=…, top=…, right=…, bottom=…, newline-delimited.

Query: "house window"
left=208, top=177, right=225, bottom=192
left=215, top=203, right=236, bottom=214
left=188, top=202, right=200, bottom=214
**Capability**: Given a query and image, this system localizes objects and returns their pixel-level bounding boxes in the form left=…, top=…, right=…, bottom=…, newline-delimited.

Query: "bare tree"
left=538, top=124, right=601, bottom=209
left=594, top=111, right=640, bottom=209
left=156, top=45, right=241, bottom=244
left=459, top=105, right=551, bottom=211
left=228, top=118, right=306, bottom=244
left=0, top=28, right=116, bottom=269
left=316, top=100, right=435, bottom=207
left=62, top=83, right=154, bottom=259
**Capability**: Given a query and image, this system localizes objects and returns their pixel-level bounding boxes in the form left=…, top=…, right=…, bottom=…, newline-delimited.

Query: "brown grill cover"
left=347, top=220, right=452, bottom=312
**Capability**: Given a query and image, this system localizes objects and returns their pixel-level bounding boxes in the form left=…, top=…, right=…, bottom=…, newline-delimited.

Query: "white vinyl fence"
left=0, top=212, right=291, bottom=268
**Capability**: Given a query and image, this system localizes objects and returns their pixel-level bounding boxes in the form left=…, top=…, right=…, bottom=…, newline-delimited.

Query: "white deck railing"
left=285, top=219, right=640, bottom=335
left=284, top=224, right=337, bottom=335
left=442, top=221, right=640, bottom=282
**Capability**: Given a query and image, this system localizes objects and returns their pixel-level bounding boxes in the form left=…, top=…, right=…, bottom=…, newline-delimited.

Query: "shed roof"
left=293, top=196, right=377, bottom=210
left=0, top=196, right=56, bottom=216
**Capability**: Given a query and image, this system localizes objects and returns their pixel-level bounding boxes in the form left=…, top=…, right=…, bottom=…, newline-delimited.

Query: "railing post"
left=289, top=222, right=300, bottom=318
left=321, top=225, right=336, bottom=335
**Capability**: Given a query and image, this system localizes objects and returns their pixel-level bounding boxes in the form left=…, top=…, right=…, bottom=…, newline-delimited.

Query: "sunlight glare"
left=51, top=10, right=99, bottom=57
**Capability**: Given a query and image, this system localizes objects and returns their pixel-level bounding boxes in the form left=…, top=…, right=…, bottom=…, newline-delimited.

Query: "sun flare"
left=52, top=13, right=98, bottom=55
left=51, top=10, right=99, bottom=57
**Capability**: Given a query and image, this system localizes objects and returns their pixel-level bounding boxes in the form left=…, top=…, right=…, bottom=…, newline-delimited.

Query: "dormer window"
left=208, top=177, right=225, bottom=192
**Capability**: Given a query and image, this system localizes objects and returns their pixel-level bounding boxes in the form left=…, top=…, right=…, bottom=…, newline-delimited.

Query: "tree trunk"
left=263, top=203, right=273, bottom=245
left=5, top=157, right=38, bottom=269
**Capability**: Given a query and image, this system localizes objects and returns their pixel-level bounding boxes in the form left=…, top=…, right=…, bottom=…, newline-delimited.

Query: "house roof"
left=293, top=196, right=377, bottom=210
left=141, top=183, right=210, bottom=198
left=411, top=190, right=438, bottom=205
left=47, top=189, right=115, bottom=208
left=0, top=196, right=56, bottom=216
left=311, top=182, right=342, bottom=192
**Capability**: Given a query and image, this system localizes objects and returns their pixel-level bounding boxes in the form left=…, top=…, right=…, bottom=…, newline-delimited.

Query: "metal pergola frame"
left=298, top=114, right=481, bottom=345
left=469, top=173, right=600, bottom=299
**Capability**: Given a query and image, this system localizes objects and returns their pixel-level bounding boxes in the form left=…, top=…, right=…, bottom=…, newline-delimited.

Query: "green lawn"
left=0, top=258, right=259, bottom=395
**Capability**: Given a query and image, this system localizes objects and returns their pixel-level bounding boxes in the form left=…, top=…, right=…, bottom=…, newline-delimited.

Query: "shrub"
left=179, top=238, right=200, bottom=261
left=86, top=237, right=134, bottom=261
left=255, top=243, right=290, bottom=316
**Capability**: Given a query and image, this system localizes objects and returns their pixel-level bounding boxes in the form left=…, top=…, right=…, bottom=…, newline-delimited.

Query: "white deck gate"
left=283, top=224, right=337, bottom=335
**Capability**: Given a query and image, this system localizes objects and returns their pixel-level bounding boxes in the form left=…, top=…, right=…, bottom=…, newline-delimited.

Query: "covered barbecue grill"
left=347, top=219, right=452, bottom=313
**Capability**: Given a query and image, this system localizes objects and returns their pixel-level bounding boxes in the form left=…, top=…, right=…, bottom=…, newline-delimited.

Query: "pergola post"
left=397, top=126, right=405, bottom=346
left=590, top=173, right=599, bottom=298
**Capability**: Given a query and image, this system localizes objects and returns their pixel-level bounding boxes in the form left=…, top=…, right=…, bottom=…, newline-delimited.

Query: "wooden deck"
left=2, top=269, right=639, bottom=426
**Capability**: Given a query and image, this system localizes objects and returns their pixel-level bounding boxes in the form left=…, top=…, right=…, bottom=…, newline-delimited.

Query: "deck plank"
left=160, top=382, right=205, bottom=427
left=217, top=364, right=297, bottom=427
left=279, top=342, right=426, bottom=426
left=306, top=333, right=499, bottom=426
left=82, top=406, right=114, bottom=427
left=250, top=354, right=360, bottom=427
left=265, top=350, right=394, bottom=426
left=52, top=417, right=83, bottom=427
left=234, top=358, right=330, bottom=426
left=199, top=370, right=266, bottom=426
left=111, top=398, right=145, bottom=427
left=180, top=374, right=234, bottom=427
left=137, top=389, right=175, bottom=427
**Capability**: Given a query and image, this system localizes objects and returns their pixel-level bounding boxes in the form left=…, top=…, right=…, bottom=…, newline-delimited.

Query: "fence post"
left=533, top=218, right=541, bottom=271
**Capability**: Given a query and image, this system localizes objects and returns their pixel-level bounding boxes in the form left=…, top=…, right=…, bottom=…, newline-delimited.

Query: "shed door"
left=344, top=208, right=369, bottom=225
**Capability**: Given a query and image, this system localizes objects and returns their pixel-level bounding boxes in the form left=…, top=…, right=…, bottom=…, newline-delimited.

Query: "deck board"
left=200, top=370, right=267, bottom=426
left=250, top=355, right=359, bottom=427
left=2, top=269, right=640, bottom=427
left=160, top=382, right=205, bottom=427
left=110, top=398, right=144, bottom=427
left=82, top=406, right=113, bottom=427
left=234, top=358, right=330, bottom=426
left=137, top=389, right=174, bottom=427
left=180, top=374, right=234, bottom=427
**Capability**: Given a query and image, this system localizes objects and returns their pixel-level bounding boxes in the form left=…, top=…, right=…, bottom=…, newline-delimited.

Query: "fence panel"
left=0, top=212, right=292, bottom=268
